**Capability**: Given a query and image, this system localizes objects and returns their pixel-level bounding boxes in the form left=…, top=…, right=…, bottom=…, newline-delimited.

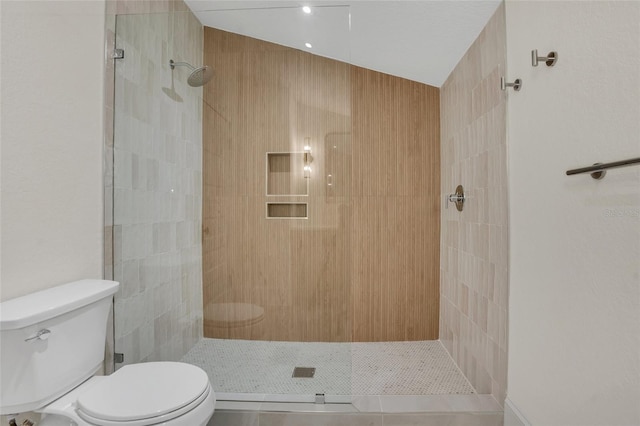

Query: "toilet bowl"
left=0, top=280, right=215, bottom=426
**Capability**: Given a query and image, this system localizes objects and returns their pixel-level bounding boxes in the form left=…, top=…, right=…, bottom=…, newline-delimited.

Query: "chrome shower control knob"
left=446, top=185, right=465, bottom=212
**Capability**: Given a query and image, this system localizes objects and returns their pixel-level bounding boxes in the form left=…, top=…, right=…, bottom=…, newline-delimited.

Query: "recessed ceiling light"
left=302, top=6, right=311, bottom=14
left=305, top=42, right=312, bottom=49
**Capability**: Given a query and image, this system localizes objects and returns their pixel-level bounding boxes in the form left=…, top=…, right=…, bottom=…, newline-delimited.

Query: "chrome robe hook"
left=501, top=77, right=522, bottom=91
left=532, top=49, right=558, bottom=67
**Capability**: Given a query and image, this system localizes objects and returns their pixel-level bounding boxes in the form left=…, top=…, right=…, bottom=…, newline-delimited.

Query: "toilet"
left=0, top=279, right=215, bottom=426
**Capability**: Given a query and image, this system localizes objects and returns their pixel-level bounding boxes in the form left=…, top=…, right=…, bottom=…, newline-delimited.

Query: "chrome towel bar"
left=566, top=157, right=640, bottom=180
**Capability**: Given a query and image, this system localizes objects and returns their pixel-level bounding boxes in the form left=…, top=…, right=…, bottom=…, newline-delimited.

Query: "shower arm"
left=169, top=60, right=195, bottom=71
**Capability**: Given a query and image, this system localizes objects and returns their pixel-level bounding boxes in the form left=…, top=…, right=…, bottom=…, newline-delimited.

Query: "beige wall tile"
left=106, top=1, right=204, bottom=367
left=440, top=4, right=508, bottom=404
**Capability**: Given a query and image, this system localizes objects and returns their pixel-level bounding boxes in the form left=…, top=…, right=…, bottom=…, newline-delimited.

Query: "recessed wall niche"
left=266, top=202, right=308, bottom=219
left=266, top=152, right=309, bottom=196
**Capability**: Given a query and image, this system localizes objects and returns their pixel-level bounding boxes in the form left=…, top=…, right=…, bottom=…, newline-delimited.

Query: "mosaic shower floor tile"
left=181, top=339, right=475, bottom=396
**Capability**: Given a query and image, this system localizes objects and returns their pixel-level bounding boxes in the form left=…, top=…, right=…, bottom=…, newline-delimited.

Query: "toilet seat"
left=75, top=362, right=210, bottom=426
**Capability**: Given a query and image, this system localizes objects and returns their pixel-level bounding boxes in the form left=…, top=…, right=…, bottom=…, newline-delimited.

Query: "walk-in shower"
left=109, top=3, right=508, bottom=414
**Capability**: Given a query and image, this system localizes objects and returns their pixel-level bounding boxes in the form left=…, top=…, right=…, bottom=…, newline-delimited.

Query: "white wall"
left=505, top=1, right=640, bottom=425
left=0, top=1, right=106, bottom=301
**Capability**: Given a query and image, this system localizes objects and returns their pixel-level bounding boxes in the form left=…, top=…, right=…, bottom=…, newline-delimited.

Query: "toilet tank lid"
left=0, top=280, right=119, bottom=330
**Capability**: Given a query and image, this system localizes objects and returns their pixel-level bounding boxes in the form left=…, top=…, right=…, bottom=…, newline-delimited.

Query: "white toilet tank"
left=0, top=279, right=119, bottom=415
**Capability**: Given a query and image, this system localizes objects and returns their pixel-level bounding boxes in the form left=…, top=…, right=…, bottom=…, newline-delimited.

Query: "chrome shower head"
left=186, top=65, right=214, bottom=87
left=169, top=59, right=214, bottom=87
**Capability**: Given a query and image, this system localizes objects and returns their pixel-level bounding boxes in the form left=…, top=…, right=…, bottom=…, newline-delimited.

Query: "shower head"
left=187, top=65, right=214, bottom=87
left=169, top=59, right=214, bottom=87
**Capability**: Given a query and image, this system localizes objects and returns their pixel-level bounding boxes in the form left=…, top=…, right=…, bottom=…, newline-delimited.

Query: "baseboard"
left=504, top=397, right=531, bottom=426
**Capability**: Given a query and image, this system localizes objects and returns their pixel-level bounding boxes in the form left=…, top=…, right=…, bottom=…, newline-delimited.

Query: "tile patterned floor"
left=209, top=410, right=504, bottom=426
left=182, top=339, right=475, bottom=396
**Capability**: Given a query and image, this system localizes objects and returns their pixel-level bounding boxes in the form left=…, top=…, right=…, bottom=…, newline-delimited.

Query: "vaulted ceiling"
left=184, top=1, right=501, bottom=87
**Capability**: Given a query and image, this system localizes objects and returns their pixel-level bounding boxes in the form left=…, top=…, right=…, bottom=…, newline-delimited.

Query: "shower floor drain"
left=292, top=367, right=316, bottom=378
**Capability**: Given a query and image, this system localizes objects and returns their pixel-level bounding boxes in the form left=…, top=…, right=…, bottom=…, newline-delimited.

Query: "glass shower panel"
left=112, top=11, right=204, bottom=368
left=197, top=6, right=353, bottom=398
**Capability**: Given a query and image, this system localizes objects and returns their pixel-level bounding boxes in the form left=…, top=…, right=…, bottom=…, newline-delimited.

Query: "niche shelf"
left=266, top=203, right=308, bottom=219
left=266, top=152, right=308, bottom=196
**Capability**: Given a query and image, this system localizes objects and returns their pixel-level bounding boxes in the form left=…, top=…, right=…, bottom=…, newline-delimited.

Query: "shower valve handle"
left=446, top=185, right=465, bottom=212
left=446, top=193, right=465, bottom=209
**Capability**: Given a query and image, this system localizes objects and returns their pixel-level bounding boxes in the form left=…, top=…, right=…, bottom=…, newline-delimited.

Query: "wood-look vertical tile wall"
left=351, top=67, right=441, bottom=341
left=203, top=27, right=440, bottom=342
left=202, top=27, right=352, bottom=342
